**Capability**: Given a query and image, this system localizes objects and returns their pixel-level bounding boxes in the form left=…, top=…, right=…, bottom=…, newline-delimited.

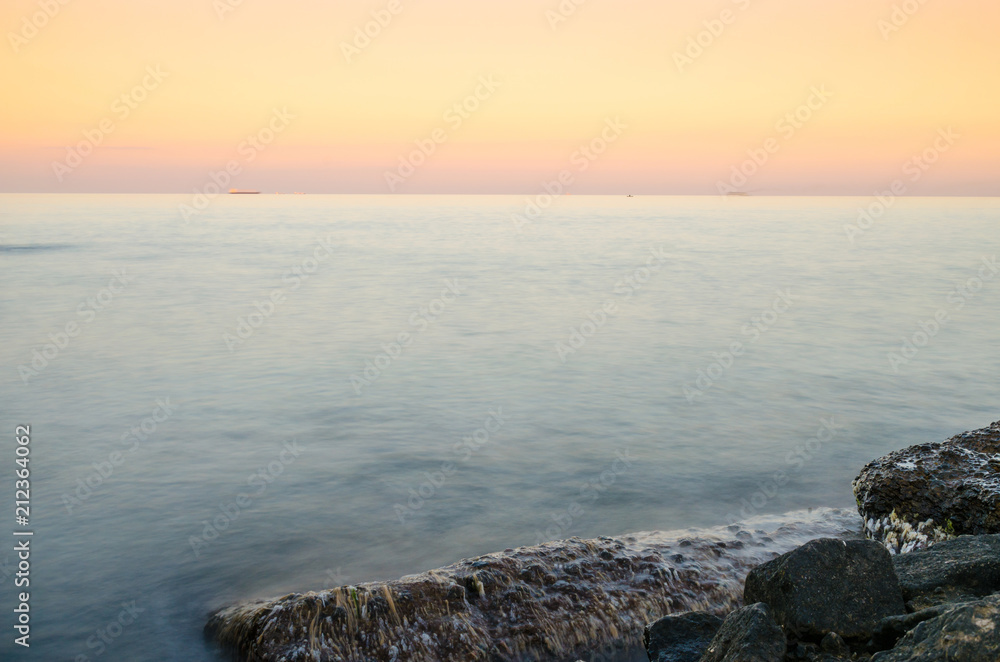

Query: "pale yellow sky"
left=1, top=0, right=998, bottom=193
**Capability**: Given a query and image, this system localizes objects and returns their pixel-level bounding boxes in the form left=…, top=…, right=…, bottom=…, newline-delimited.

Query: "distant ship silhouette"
left=228, top=189, right=260, bottom=194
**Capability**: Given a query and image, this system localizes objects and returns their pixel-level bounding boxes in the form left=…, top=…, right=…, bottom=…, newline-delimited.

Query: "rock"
left=793, top=642, right=820, bottom=659
left=870, top=594, right=1000, bottom=661
left=870, top=601, right=973, bottom=651
left=853, top=420, right=1000, bottom=553
left=744, top=538, right=905, bottom=641
left=643, top=611, right=723, bottom=662
left=700, top=603, right=785, bottom=662
left=892, top=533, right=1000, bottom=610
left=785, top=641, right=854, bottom=661
left=819, top=632, right=849, bottom=657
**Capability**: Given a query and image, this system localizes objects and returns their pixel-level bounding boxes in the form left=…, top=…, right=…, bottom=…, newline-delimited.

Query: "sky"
left=1, top=0, right=998, bottom=194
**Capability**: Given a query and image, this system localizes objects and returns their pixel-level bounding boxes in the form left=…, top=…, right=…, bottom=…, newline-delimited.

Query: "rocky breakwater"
left=644, top=534, right=1000, bottom=662
left=641, top=419, right=1000, bottom=662
left=206, top=510, right=859, bottom=661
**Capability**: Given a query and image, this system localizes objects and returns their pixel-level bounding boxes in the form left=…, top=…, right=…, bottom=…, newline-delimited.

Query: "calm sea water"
left=1, top=194, right=998, bottom=661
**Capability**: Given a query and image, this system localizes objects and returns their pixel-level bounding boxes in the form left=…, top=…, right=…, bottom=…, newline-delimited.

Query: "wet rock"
left=744, top=538, right=905, bottom=641
left=891, top=533, right=1000, bottom=610
left=699, top=603, right=785, bottom=662
left=869, top=601, right=972, bottom=650
left=643, top=611, right=723, bottom=662
left=870, top=594, right=1000, bottom=661
left=853, top=420, right=1000, bottom=553
left=208, top=511, right=860, bottom=662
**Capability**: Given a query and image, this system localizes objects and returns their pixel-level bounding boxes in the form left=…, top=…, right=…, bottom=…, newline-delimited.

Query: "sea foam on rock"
left=208, top=421, right=1000, bottom=661
left=206, top=510, right=859, bottom=662
left=853, top=419, right=1000, bottom=554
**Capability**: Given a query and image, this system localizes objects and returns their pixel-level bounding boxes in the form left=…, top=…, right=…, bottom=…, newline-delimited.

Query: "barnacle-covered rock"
left=853, top=420, right=1000, bottom=553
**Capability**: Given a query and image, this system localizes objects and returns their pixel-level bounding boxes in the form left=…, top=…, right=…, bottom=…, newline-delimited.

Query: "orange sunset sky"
left=2, top=0, right=998, bottom=194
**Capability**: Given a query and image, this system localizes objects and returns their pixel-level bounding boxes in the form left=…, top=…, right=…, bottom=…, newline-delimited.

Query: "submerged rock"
left=853, top=420, right=1000, bottom=553
left=206, top=510, right=860, bottom=662
left=892, top=533, right=1000, bottom=610
left=699, top=603, right=785, bottom=662
left=643, top=611, right=723, bottom=662
left=743, top=538, right=905, bottom=641
left=870, top=594, right=1000, bottom=661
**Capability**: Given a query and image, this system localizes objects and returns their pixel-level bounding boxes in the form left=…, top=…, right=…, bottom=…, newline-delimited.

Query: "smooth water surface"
left=1, top=194, right=997, bottom=660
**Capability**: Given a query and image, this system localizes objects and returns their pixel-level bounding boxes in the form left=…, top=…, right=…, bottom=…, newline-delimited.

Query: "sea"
left=1, top=194, right=997, bottom=660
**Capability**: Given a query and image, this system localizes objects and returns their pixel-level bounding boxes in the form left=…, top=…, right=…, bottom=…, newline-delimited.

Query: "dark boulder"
left=744, top=538, right=905, bottom=641
left=870, top=594, right=1000, bottom=661
left=643, top=611, right=723, bottom=662
left=699, top=603, right=785, bottom=662
left=892, top=533, right=1000, bottom=610
left=853, top=420, right=1000, bottom=553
